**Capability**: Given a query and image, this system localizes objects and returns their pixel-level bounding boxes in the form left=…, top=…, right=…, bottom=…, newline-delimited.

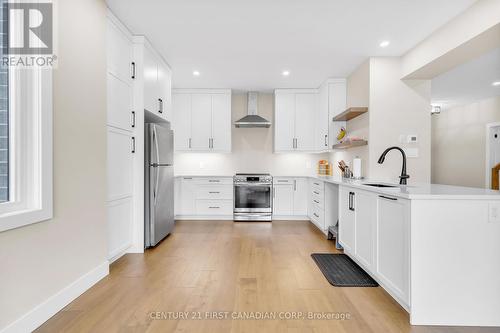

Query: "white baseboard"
left=175, top=215, right=234, bottom=220
left=272, top=216, right=310, bottom=221
left=1, top=261, right=109, bottom=333
left=108, top=244, right=131, bottom=263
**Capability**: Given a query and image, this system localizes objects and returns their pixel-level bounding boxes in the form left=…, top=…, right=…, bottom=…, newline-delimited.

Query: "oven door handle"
left=234, top=183, right=272, bottom=187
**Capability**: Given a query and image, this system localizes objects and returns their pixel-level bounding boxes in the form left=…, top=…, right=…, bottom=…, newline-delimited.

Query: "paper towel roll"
left=353, top=157, right=362, bottom=179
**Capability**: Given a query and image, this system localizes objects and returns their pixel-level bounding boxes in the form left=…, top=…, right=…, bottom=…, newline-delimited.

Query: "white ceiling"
left=432, top=47, right=500, bottom=111
left=106, top=0, right=477, bottom=91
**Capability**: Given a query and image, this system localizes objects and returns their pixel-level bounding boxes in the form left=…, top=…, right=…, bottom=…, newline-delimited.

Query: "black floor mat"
left=311, top=253, right=379, bottom=287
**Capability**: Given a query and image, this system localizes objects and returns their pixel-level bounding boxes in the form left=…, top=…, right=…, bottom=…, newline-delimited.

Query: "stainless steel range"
left=233, top=173, right=273, bottom=221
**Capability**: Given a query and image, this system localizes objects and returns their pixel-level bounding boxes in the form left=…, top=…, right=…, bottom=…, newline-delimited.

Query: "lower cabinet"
left=273, top=177, right=308, bottom=218
left=107, top=197, right=133, bottom=261
left=339, top=185, right=410, bottom=309
left=175, top=177, right=233, bottom=219
left=376, top=195, right=410, bottom=305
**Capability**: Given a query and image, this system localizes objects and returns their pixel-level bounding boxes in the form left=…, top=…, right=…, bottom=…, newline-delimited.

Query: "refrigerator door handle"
left=153, top=125, right=160, bottom=166
left=153, top=166, right=159, bottom=205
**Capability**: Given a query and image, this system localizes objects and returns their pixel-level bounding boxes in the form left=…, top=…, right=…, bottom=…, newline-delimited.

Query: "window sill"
left=0, top=207, right=53, bottom=232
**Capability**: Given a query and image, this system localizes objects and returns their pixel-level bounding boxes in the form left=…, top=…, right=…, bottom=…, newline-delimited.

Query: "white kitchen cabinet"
left=158, top=62, right=172, bottom=121
left=273, top=177, right=308, bottom=218
left=191, top=94, right=212, bottom=150
left=107, top=127, right=134, bottom=201
left=175, top=177, right=234, bottom=219
left=107, top=18, right=133, bottom=85
left=143, top=45, right=172, bottom=121
left=273, top=92, right=295, bottom=151
left=317, top=83, right=330, bottom=150
left=294, top=94, right=317, bottom=151
left=274, top=89, right=317, bottom=152
left=339, top=186, right=355, bottom=253
left=107, top=74, right=134, bottom=131
left=172, top=89, right=232, bottom=152
left=317, top=79, right=347, bottom=150
left=143, top=46, right=159, bottom=115
left=211, top=93, right=232, bottom=152
left=273, top=183, right=294, bottom=216
left=354, top=190, right=376, bottom=270
left=172, top=93, right=191, bottom=151
left=293, top=178, right=308, bottom=215
left=377, top=195, right=410, bottom=304
left=107, top=197, right=133, bottom=261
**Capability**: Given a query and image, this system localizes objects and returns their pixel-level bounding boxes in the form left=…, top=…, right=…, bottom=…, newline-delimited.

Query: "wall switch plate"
left=404, top=148, right=419, bottom=158
left=199, top=162, right=205, bottom=169
left=489, top=203, right=500, bottom=223
left=407, top=135, right=418, bottom=143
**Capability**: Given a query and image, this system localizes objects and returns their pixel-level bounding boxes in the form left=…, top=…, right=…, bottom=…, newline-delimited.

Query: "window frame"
left=0, top=67, right=53, bottom=232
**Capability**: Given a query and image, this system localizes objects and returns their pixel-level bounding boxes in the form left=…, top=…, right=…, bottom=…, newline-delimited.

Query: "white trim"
left=485, top=122, right=500, bottom=189
left=108, top=245, right=131, bottom=263
left=0, top=261, right=109, bottom=333
left=0, top=68, right=53, bottom=232
left=175, top=215, right=234, bottom=221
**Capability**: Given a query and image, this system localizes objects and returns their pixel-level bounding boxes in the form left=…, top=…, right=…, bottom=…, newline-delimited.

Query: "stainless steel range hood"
left=234, top=92, right=271, bottom=128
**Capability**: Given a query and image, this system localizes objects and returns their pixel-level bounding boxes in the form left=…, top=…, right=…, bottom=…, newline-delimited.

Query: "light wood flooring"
left=36, top=221, right=500, bottom=333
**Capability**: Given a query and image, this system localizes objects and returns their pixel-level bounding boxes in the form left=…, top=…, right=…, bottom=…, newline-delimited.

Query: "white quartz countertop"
left=174, top=174, right=500, bottom=200
left=310, top=175, right=500, bottom=200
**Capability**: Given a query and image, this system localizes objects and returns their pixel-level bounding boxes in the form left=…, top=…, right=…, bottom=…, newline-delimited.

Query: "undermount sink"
left=363, top=183, right=399, bottom=188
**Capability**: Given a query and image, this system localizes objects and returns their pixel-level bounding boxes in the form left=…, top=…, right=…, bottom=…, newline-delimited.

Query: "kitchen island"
left=312, top=176, right=500, bottom=327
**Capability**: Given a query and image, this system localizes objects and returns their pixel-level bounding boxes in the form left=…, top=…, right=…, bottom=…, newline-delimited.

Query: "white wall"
left=432, top=96, right=500, bottom=188
left=0, top=0, right=108, bottom=330
left=402, top=0, right=500, bottom=79
left=175, top=93, right=328, bottom=176
left=369, top=58, right=432, bottom=184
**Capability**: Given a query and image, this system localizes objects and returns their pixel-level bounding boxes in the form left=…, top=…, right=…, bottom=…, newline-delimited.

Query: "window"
left=0, top=1, right=8, bottom=203
left=0, top=0, right=53, bottom=232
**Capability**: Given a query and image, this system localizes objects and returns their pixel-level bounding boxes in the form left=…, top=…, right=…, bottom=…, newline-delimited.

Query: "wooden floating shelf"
left=332, top=140, right=368, bottom=150
left=332, top=107, right=368, bottom=121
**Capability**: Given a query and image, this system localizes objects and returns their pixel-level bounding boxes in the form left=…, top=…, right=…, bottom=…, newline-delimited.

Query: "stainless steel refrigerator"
left=145, top=123, right=174, bottom=248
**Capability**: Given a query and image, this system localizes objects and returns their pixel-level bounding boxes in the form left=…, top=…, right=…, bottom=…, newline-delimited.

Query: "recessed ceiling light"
left=493, top=81, right=500, bottom=86
left=282, top=70, right=290, bottom=76
left=379, top=40, right=390, bottom=48
left=193, top=71, right=200, bottom=76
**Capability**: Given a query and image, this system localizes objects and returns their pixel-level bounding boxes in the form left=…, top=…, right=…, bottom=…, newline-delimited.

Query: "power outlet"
left=489, top=203, right=500, bottom=223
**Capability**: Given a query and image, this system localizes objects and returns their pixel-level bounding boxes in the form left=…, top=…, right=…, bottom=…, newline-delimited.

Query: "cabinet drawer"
left=196, top=185, right=233, bottom=200
left=196, top=177, right=233, bottom=185
left=274, top=178, right=294, bottom=185
left=311, top=191, right=324, bottom=207
left=310, top=203, right=325, bottom=228
left=311, top=180, right=324, bottom=191
left=195, top=200, right=233, bottom=215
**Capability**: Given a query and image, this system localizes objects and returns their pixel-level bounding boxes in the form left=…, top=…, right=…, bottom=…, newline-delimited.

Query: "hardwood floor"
left=37, top=221, right=498, bottom=333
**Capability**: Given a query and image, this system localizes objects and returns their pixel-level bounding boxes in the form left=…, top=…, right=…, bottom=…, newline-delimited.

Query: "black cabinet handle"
left=324, top=134, right=328, bottom=147
left=131, top=137, right=136, bottom=153
left=209, top=191, right=220, bottom=194
left=313, top=213, right=319, bottom=218
left=209, top=180, right=220, bottom=183
left=314, top=200, right=319, bottom=204
left=313, top=191, right=320, bottom=195
left=131, top=62, right=136, bottom=79
left=209, top=206, right=220, bottom=209
left=349, top=192, right=355, bottom=211
left=379, top=195, right=398, bottom=201
left=131, top=111, right=136, bottom=128
left=158, top=98, right=163, bottom=113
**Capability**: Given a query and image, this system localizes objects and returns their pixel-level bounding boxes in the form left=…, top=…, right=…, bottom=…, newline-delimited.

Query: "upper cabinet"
left=274, top=81, right=346, bottom=153
left=141, top=42, right=172, bottom=122
left=172, top=89, right=232, bottom=153
left=274, top=89, right=317, bottom=152
left=318, top=79, right=347, bottom=150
